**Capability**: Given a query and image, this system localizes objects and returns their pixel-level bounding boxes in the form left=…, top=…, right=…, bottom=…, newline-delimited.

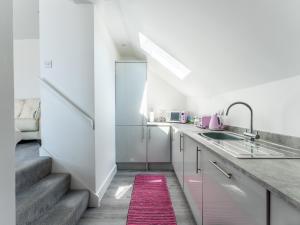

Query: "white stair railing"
left=40, top=77, right=95, bottom=130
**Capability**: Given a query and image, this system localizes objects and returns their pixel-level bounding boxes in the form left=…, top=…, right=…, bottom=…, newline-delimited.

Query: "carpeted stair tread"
left=16, top=156, right=52, bottom=193
left=31, top=190, right=89, bottom=225
left=16, top=173, right=70, bottom=225
left=15, top=142, right=40, bottom=163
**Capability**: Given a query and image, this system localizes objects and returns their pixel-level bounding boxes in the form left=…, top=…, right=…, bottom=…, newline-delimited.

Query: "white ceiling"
left=102, top=0, right=300, bottom=97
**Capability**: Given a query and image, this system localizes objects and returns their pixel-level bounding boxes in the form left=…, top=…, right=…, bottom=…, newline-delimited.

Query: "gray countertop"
left=147, top=122, right=172, bottom=126
left=171, top=123, right=300, bottom=210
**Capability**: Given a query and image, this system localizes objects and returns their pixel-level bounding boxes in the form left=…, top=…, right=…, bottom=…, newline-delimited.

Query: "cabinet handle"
left=148, top=127, right=151, bottom=140
left=209, top=160, right=232, bottom=179
left=141, top=115, right=145, bottom=126
left=180, top=134, right=184, bottom=152
left=172, top=128, right=174, bottom=141
left=142, top=126, right=145, bottom=140
left=196, top=146, right=201, bottom=173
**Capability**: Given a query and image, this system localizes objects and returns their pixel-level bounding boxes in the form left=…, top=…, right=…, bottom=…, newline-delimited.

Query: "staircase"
left=16, top=152, right=89, bottom=225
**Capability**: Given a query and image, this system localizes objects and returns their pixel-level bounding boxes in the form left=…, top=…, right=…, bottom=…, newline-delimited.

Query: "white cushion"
left=15, top=118, right=39, bottom=132
left=19, top=98, right=40, bottom=119
left=15, top=99, right=25, bottom=118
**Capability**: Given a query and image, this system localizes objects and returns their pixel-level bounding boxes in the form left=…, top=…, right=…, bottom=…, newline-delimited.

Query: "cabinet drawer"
left=203, top=148, right=266, bottom=225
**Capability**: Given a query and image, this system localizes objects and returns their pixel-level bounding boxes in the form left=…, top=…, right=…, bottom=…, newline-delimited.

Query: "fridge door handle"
left=142, top=126, right=145, bottom=141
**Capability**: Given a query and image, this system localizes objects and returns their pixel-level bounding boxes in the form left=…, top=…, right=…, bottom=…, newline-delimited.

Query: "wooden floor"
left=78, top=171, right=196, bottom=225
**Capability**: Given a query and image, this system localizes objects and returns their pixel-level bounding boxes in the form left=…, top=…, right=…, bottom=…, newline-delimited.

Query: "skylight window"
left=139, top=33, right=191, bottom=80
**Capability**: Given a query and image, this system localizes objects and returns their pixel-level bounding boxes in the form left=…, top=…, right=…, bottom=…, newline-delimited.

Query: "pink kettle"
left=209, top=114, right=223, bottom=130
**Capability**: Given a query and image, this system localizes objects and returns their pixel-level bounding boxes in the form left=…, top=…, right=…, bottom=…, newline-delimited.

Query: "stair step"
left=15, top=142, right=40, bottom=163
left=16, top=174, right=70, bottom=225
left=16, top=156, right=52, bottom=193
left=31, top=190, right=89, bottom=225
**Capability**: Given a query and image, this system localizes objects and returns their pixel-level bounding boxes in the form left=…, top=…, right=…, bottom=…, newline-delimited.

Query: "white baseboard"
left=94, top=164, right=117, bottom=207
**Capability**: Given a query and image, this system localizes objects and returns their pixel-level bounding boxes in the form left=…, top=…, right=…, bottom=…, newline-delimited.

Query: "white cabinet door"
left=271, top=194, right=300, bottom=225
left=172, top=127, right=184, bottom=188
left=115, top=62, right=147, bottom=126
left=203, top=147, right=266, bottom=225
left=184, top=135, right=203, bottom=225
left=147, top=126, right=171, bottom=162
left=116, top=125, right=147, bottom=162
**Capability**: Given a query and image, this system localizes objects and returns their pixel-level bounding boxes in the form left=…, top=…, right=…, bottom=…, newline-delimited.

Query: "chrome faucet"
left=225, top=102, right=259, bottom=141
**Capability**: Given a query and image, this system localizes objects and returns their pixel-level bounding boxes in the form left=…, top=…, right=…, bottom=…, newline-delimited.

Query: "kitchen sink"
left=200, top=132, right=243, bottom=141
left=198, top=131, right=300, bottom=159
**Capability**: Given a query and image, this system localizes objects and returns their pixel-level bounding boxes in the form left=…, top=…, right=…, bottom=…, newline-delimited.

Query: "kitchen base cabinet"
left=116, top=125, right=147, bottom=162
left=271, top=194, right=300, bottom=225
left=147, top=126, right=171, bottom=162
left=184, top=136, right=203, bottom=225
left=172, top=127, right=184, bottom=188
left=203, top=147, right=266, bottom=225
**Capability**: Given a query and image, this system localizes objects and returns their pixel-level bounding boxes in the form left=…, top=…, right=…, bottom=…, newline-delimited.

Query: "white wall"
left=0, top=0, right=15, bottom=223
left=40, top=0, right=119, bottom=207
left=14, top=39, right=40, bottom=99
left=40, top=0, right=94, bottom=116
left=148, top=71, right=187, bottom=115
left=94, top=1, right=119, bottom=200
left=39, top=0, right=96, bottom=203
left=13, top=0, right=39, bottom=39
left=40, top=84, right=95, bottom=193
left=187, top=75, right=300, bottom=137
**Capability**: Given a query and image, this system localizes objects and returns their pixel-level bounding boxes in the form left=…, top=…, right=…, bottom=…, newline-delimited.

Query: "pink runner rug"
left=127, top=175, right=177, bottom=225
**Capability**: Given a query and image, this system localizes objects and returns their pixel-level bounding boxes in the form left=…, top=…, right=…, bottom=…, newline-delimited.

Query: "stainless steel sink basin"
left=198, top=131, right=300, bottom=159
left=200, top=132, right=243, bottom=141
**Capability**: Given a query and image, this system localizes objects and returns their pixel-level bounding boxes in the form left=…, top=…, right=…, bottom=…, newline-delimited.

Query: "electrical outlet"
left=44, top=60, right=53, bottom=69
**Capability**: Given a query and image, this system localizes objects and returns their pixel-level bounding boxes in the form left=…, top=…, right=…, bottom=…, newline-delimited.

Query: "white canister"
left=149, top=112, right=155, bottom=122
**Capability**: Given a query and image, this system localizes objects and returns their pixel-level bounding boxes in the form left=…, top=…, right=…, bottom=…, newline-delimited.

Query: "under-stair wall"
left=39, top=0, right=96, bottom=205
left=40, top=80, right=97, bottom=202
left=39, top=0, right=118, bottom=207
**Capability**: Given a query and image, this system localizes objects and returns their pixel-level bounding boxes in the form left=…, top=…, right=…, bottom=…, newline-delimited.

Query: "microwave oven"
left=166, top=111, right=187, bottom=123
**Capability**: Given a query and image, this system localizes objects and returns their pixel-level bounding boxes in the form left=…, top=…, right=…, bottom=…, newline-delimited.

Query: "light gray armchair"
left=15, top=98, right=41, bottom=143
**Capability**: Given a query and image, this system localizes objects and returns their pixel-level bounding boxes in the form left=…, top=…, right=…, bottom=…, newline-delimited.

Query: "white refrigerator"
left=115, top=62, right=147, bottom=163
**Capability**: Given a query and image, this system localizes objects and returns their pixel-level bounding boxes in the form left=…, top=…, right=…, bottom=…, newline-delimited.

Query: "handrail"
left=40, top=77, right=95, bottom=130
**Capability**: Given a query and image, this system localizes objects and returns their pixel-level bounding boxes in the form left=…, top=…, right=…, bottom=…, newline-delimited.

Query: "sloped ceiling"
left=102, top=0, right=300, bottom=97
